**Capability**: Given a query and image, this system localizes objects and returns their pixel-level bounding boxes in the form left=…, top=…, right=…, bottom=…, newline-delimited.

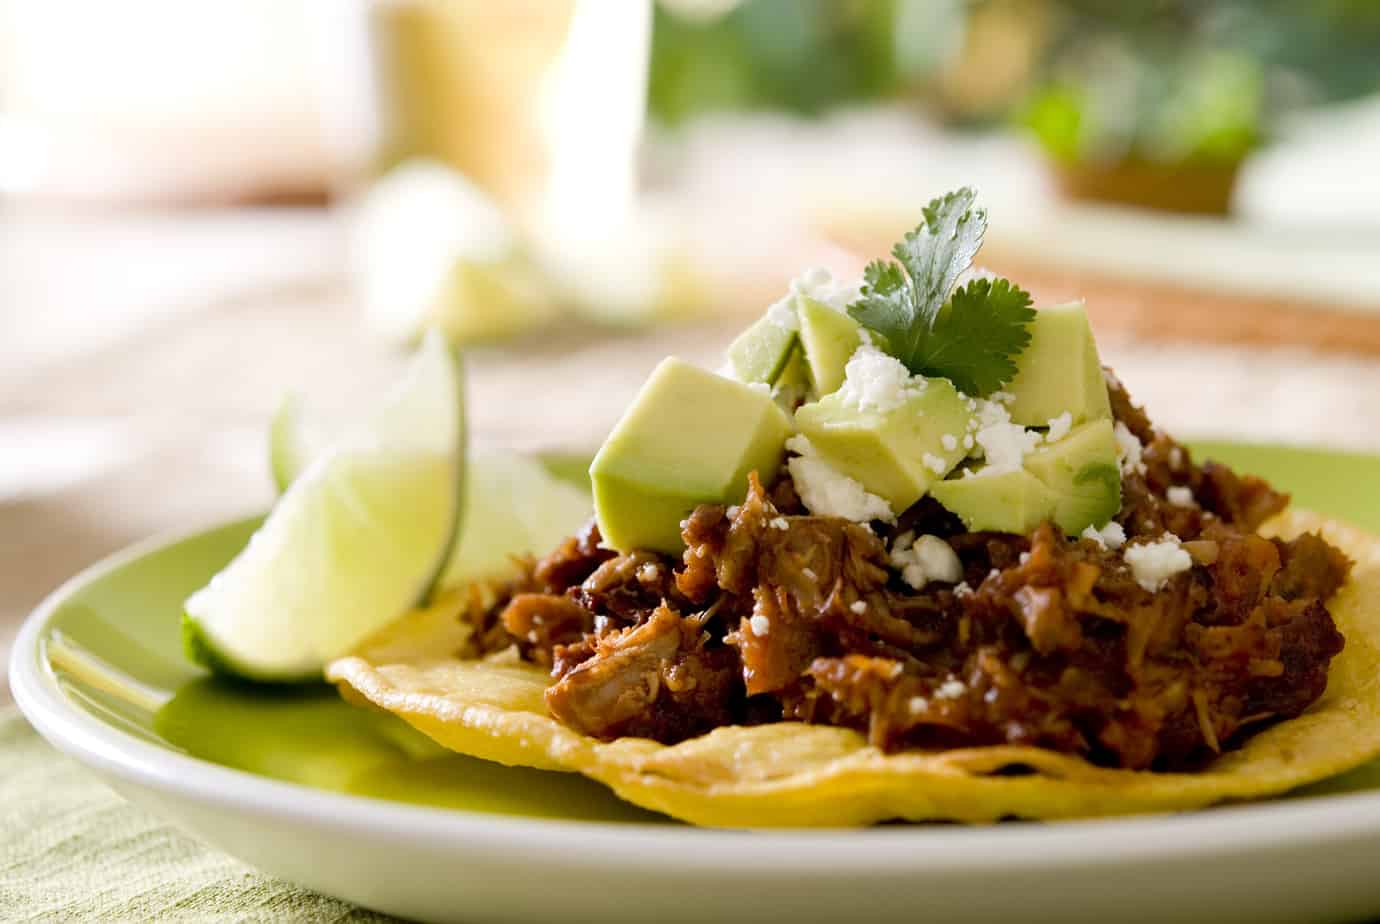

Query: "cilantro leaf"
left=849, top=188, right=986, bottom=362
left=918, top=277, right=1035, bottom=396
left=848, top=259, right=909, bottom=354
left=846, top=187, right=1034, bottom=396
left=912, top=187, right=987, bottom=320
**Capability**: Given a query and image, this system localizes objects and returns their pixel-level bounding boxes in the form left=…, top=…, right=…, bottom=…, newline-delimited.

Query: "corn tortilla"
left=327, top=510, right=1380, bottom=827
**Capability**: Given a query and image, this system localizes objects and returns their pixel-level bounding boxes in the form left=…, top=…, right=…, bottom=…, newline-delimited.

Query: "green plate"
left=22, top=444, right=1380, bottom=819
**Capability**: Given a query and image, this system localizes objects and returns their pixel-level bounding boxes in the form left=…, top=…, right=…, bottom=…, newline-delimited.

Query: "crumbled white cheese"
left=1045, top=411, right=1073, bottom=444
left=908, top=696, right=928, bottom=714
left=769, top=516, right=790, bottom=531
left=1114, top=422, right=1147, bottom=476
left=1166, top=485, right=1195, bottom=508
left=935, top=678, right=967, bottom=700
left=941, top=434, right=959, bottom=452
left=636, top=562, right=661, bottom=583
left=786, top=435, right=895, bottom=523
left=1081, top=521, right=1127, bottom=550
left=788, top=266, right=862, bottom=315
left=1101, top=522, right=1127, bottom=549
left=974, top=398, right=1008, bottom=428
left=890, top=532, right=963, bottom=590
left=725, top=506, right=740, bottom=519
left=764, top=290, right=801, bottom=331
left=749, top=613, right=771, bottom=636
left=849, top=600, right=868, bottom=614
left=1018, top=551, right=1030, bottom=566
left=836, top=343, right=928, bottom=414
left=922, top=452, right=949, bottom=475
left=975, top=422, right=1041, bottom=470
left=954, top=581, right=974, bottom=598
left=759, top=266, right=863, bottom=338
left=971, top=397, right=1043, bottom=473
left=1124, top=534, right=1192, bottom=591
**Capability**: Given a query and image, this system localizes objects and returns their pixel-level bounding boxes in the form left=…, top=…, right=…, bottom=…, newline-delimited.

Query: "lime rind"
left=181, top=612, right=321, bottom=685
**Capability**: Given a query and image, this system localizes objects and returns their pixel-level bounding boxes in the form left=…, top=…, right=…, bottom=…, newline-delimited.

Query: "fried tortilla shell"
left=327, top=510, right=1380, bottom=827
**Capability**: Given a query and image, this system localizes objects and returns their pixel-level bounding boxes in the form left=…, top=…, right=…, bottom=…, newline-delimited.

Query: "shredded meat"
left=463, top=369, right=1349, bottom=771
left=543, top=605, right=741, bottom=742
left=534, top=519, right=614, bottom=591
left=501, top=594, right=591, bottom=667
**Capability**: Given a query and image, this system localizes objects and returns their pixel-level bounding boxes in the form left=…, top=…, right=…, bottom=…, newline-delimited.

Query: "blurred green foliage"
left=1023, top=47, right=1265, bottom=165
left=1024, top=0, right=1380, bottom=164
left=647, top=0, right=944, bottom=124
left=649, top=0, right=1380, bottom=167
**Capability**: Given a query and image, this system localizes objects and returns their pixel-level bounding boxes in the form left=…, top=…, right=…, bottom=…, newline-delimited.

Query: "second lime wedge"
left=270, top=399, right=591, bottom=591
left=184, top=331, right=466, bottom=682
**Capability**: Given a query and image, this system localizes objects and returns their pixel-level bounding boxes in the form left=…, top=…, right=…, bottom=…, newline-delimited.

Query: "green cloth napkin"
left=0, top=708, right=397, bottom=923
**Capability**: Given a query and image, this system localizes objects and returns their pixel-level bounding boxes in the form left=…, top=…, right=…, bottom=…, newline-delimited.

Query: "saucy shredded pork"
left=466, top=372, right=1348, bottom=771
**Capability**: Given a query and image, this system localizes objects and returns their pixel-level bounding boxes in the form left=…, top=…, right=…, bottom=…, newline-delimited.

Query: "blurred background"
left=3, top=0, right=1380, bottom=694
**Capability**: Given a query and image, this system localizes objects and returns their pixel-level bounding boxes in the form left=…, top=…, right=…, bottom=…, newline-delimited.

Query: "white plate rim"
left=12, top=518, right=1380, bottom=877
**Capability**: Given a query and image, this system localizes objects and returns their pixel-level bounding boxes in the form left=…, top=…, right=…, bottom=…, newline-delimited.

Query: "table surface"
left=6, top=206, right=1380, bottom=705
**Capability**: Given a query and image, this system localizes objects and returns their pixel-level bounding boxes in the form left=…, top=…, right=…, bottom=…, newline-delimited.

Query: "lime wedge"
left=438, top=453, right=591, bottom=587
left=184, top=331, right=466, bottom=682
left=269, top=409, right=590, bottom=590
left=268, top=392, right=310, bottom=495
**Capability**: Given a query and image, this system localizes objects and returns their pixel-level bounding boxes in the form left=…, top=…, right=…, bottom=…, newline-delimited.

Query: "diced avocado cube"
left=1005, top=302, right=1112, bottom=428
left=771, top=342, right=811, bottom=409
left=794, top=377, right=972, bottom=513
left=591, top=358, right=793, bottom=553
left=726, top=312, right=797, bottom=387
left=797, top=295, right=862, bottom=396
left=1023, top=419, right=1122, bottom=535
left=930, top=468, right=1059, bottom=534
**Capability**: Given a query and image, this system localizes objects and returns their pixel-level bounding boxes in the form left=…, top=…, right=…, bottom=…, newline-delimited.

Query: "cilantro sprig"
left=847, top=188, right=1035, bottom=397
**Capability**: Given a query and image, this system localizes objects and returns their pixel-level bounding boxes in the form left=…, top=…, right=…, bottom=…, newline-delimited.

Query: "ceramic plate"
left=12, top=444, right=1380, bottom=924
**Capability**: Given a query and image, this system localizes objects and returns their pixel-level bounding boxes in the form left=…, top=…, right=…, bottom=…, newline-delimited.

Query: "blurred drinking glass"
left=368, top=0, right=652, bottom=238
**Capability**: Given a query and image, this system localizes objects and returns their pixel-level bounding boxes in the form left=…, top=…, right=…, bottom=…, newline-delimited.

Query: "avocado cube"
left=726, top=312, right=797, bottom=386
left=1005, top=302, right=1112, bottom=428
left=797, top=295, right=862, bottom=397
left=591, top=358, right=793, bottom=553
left=794, top=377, right=972, bottom=513
left=771, top=342, right=811, bottom=408
left=1023, top=419, right=1122, bottom=535
left=930, top=468, right=1059, bottom=534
